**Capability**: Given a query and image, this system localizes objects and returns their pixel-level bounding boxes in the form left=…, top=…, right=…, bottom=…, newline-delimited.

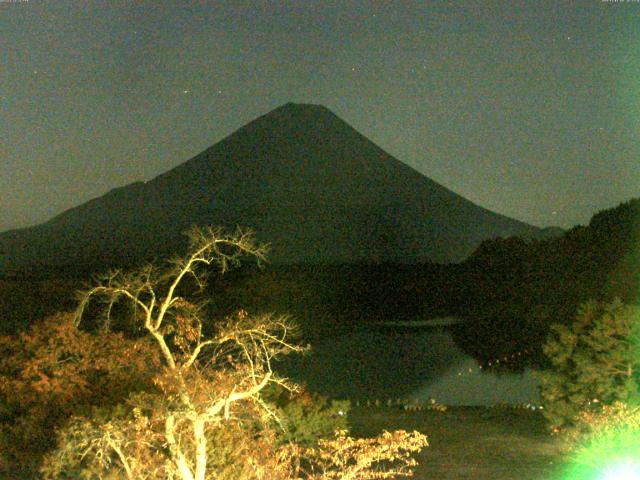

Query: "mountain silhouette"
left=0, top=103, right=549, bottom=274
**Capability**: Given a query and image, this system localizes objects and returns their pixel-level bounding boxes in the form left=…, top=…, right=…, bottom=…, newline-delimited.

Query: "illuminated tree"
left=39, top=226, right=303, bottom=479
left=38, top=226, right=428, bottom=480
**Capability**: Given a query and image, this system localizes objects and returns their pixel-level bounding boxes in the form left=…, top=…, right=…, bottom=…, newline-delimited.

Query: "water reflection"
left=279, top=318, right=540, bottom=406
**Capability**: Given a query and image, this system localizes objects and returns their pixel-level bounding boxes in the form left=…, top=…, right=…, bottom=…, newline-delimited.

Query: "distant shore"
left=375, top=317, right=462, bottom=328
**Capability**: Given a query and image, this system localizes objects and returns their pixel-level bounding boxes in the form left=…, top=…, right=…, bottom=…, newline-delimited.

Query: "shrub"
left=272, top=389, right=350, bottom=447
left=0, top=312, right=159, bottom=476
left=564, top=401, right=640, bottom=449
left=302, top=428, right=428, bottom=480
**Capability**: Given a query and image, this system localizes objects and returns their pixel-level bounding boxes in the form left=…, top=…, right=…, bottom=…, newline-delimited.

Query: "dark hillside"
left=451, top=198, right=640, bottom=369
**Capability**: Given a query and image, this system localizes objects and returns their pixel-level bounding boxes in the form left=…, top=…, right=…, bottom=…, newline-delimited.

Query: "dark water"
left=279, top=322, right=540, bottom=406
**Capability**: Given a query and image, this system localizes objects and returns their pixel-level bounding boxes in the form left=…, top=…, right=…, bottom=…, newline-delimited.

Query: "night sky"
left=2, top=0, right=639, bottom=233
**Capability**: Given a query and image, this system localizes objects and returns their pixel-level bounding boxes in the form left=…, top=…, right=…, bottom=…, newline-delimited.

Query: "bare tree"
left=67, top=226, right=305, bottom=480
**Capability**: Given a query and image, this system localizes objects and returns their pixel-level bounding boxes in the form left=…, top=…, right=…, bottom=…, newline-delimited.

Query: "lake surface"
left=279, top=319, right=540, bottom=406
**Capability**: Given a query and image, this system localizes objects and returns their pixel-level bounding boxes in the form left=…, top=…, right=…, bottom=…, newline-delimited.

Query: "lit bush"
left=302, top=428, right=428, bottom=480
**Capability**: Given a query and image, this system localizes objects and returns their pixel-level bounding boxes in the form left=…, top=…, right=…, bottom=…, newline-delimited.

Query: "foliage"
left=26, top=226, right=428, bottom=480
left=302, top=428, right=428, bottom=480
left=563, top=401, right=640, bottom=450
left=266, top=387, right=350, bottom=447
left=537, top=298, right=640, bottom=433
left=0, top=312, right=159, bottom=476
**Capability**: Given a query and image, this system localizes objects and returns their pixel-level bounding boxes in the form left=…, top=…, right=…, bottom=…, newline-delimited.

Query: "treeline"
left=451, top=197, right=640, bottom=369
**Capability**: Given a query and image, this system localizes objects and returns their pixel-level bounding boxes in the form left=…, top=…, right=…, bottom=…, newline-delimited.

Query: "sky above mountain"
left=2, top=1, right=639, bottom=232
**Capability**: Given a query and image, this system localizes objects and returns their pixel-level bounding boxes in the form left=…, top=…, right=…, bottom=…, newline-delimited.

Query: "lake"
left=279, top=318, right=540, bottom=406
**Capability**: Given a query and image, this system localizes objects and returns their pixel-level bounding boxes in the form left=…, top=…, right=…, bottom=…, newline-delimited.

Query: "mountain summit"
left=0, top=103, right=545, bottom=274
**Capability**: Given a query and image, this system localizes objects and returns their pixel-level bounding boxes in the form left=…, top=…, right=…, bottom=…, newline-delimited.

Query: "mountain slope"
left=0, top=103, right=545, bottom=274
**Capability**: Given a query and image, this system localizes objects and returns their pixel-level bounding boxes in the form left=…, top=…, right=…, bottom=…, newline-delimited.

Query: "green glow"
left=561, top=427, right=640, bottom=480
left=600, top=461, right=640, bottom=480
